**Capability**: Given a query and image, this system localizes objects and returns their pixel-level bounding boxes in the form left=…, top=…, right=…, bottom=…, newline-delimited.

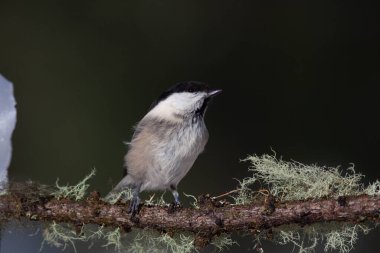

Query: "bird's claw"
left=128, top=196, right=141, bottom=216
left=168, top=201, right=182, bottom=213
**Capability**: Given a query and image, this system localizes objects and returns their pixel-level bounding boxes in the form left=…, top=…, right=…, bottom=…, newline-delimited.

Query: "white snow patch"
left=0, top=74, right=17, bottom=187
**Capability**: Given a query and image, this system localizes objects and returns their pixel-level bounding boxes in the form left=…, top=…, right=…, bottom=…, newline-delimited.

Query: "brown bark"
left=1, top=190, right=379, bottom=234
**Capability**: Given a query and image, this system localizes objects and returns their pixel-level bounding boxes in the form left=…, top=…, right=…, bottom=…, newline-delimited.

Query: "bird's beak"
left=207, top=89, right=222, bottom=97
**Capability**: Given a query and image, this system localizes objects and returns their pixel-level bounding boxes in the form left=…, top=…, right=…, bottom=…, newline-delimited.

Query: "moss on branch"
left=1, top=154, right=379, bottom=253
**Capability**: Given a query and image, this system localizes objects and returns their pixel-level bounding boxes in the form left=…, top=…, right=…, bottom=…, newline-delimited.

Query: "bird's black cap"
left=151, top=81, right=218, bottom=109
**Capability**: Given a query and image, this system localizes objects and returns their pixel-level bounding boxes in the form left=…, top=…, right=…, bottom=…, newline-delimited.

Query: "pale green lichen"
left=41, top=223, right=198, bottom=253
left=125, top=229, right=196, bottom=253
left=40, top=222, right=86, bottom=253
left=324, top=224, right=370, bottom=253
left=183, top=192, right=200, bottom=209
left=277, top=229, right=318, bottom=253
left=104, top=188, right=133, bottom=204
left=273, top=222, right=372, bottom=253
left=41, top=223, right=126, bottom=253
left=156, top=233, right=195, bottom=253
left=242, top=154, right=363, bottom=202
left=232, top=176, right=257, bottom=205
left=144, top=193, right=157, bottom=206
left=125, top=230, right=159, bottom=253
left=210, top=234, right=238, bottom=252
left=41, top=223, right=122, bottom=253
left=105, top=189, right=169, bottom=206
left=233, top=153, right=378, bottom=253
left=102, top=227, right=122, bottom=252
left=156, top=192, right=168, bottom=206
left=86, top=224, right=105, bottom=241
left=144, top=192, right=168, bottom=206
left=53, top=169, right=95, bottom=200
left=364, top=180, right=380, bottom=196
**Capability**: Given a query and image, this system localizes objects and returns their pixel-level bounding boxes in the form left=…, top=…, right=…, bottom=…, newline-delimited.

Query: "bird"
left=109, top=81, right=221, bottom=214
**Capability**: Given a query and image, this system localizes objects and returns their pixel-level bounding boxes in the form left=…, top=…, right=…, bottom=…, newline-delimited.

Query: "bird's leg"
left=170, top=184, right=180, bottom=205
left=128, top=184, right=141, bottom=215
left=167, top=184, right=182, bottom=214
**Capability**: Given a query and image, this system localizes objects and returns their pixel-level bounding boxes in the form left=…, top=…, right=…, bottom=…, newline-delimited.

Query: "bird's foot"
left=168, top=201, right=182, bottom=214
left=174, top=200, right=182, bottom=208
left=128, top=196, right=141, bottom=216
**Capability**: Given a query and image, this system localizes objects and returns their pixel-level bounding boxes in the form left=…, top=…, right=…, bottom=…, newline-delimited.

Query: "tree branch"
left=1, top=190, right=379, bottom=233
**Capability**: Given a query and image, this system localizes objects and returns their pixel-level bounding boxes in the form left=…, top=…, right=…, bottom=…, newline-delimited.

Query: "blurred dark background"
left=0, top=0, right=379, bottom=252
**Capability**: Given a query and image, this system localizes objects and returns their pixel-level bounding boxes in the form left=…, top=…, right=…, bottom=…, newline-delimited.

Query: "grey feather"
left=108, top=82, right=221, bottom=212
left=125, top=115, right=208, bottom=192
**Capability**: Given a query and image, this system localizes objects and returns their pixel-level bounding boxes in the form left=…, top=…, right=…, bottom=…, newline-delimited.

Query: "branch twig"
left=1, top=189, right=379, bottom=233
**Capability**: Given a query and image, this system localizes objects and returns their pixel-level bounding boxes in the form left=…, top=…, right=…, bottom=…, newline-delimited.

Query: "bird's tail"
left=105, top=175, right=134, bottom=200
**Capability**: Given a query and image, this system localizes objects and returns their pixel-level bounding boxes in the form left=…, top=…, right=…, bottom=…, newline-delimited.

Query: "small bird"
left=109, top=81, right=221, bottom=214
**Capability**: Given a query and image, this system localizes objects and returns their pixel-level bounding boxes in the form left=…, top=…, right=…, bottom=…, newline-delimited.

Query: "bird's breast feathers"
left=126, top=116, right=208, bottom=190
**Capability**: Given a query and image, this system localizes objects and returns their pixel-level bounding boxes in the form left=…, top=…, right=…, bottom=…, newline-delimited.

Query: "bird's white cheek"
left=146, top=103, right=182, bottom=122
left=149, top=92, right=206, bottom=119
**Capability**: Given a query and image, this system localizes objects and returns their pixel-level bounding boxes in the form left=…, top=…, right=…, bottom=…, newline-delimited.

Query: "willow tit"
left=109, top=81, right=221, bottom=214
